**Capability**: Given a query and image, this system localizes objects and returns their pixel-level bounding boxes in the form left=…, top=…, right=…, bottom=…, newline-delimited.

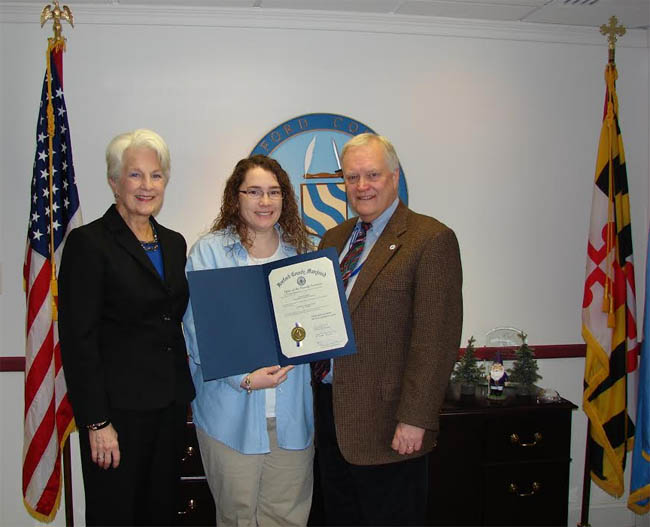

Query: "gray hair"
left=340, top=133, right=400, bottom=173
left=106, top=129, right=171, bottom=183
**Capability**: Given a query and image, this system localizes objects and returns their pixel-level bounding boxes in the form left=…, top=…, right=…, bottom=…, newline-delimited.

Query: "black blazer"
left=59, top=205, right=195, bottom=427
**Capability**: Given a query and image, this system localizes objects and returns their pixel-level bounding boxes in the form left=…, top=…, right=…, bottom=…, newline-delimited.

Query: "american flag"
left=23, top=45, right=82, bottom=522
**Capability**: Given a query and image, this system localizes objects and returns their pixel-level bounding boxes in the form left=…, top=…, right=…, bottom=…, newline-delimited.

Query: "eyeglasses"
left=239, top=188, right=282, bottom=200
left=239, top=188, right=283, bottom=200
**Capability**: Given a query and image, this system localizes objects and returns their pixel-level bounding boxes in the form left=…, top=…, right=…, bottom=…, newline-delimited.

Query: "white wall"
left=1, top=5, right=649, bottom=526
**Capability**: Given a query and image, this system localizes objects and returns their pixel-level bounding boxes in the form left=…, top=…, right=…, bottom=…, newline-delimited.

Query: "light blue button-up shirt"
left=322, top=198, right=400, bottom=383
left=183, top=227, right=314, bottom=454
left=341, top=198, right=400, bottom=295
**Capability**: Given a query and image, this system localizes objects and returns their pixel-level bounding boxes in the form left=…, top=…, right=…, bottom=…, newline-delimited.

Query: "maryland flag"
left=582, top=62, right=638, bottom=498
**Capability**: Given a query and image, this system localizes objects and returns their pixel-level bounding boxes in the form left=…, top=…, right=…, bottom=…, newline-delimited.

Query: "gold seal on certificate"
left=291, top=325, right=306, bottom=343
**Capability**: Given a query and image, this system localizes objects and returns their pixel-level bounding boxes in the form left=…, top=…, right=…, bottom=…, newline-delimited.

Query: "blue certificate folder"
left=187, top=247, right=356, bottom=381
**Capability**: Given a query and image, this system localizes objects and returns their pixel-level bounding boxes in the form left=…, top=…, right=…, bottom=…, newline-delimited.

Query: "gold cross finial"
left=600, top=16, right=625, bottom=50
left=40, top=1, right=74, bottom=45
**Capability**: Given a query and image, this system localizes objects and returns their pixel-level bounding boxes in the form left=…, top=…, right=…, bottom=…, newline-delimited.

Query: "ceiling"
left=8, top=0, right=650, bottom=30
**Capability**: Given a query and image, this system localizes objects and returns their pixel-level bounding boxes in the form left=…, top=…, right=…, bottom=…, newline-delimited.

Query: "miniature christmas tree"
left=452, top=336, right=484, bottom=389
left=507, top=332, right=542, bottom=396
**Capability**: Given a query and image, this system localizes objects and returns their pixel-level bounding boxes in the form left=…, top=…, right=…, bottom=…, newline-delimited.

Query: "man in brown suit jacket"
left=313, top=133, right=463, bottom=525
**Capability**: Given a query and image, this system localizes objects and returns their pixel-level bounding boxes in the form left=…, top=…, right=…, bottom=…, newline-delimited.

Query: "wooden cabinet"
left=179, top=389, right=576, bottom=526
left=177, top=421, right=215, bottom=526
left=428, top=387, right=577, bottom=526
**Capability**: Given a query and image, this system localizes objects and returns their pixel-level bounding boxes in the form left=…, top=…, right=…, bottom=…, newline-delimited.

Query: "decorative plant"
left=452, top=336, right=484, bottom=386
left=507, top=332, right=542, bottom=394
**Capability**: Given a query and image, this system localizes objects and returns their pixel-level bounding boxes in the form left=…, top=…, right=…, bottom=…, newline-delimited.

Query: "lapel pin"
left=389, top=244, right=396, bottom=251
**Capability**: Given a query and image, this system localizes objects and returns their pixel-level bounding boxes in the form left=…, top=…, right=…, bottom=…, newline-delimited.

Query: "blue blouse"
left=143, top=245, right=164, bottom=279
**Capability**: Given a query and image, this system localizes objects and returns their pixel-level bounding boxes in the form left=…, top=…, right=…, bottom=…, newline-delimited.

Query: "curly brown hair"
left=211, top=155, right=313, bottom=254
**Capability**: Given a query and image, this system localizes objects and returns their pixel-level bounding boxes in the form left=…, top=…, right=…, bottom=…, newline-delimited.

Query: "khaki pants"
left=196, top=419, right=314, bottom=527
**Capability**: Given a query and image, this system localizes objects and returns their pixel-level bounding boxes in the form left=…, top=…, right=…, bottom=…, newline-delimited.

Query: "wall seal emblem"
left=250, top=113, right=408, bottom=238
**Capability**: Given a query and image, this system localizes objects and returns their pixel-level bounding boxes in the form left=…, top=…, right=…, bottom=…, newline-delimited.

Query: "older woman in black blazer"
left=59, top=129, right=195, bottom=526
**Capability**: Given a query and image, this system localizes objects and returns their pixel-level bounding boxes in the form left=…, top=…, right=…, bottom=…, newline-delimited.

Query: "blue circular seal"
left=250, top=113, right=408, bottom=238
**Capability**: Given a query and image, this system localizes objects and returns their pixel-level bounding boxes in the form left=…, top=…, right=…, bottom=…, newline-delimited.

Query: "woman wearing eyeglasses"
left=183, top=155, right=315, bottom=526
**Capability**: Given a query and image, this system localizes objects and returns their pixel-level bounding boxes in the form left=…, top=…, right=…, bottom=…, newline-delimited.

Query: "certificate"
left=268, top=256, right=348, bottom=359
left=187, top=247, right=356, bottom=380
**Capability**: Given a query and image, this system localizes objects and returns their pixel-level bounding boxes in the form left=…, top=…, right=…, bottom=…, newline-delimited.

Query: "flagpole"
left=578, top=428, right=592, bottom=526
left=578, top=16, right=627, bottom=527
left=40, top=4, right=75, bottom=526
left=63, top=440, right=73, bottom=527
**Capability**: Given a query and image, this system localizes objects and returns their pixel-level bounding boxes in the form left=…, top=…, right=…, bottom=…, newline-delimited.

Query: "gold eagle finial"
left=40, top=1, right=74, bottom=44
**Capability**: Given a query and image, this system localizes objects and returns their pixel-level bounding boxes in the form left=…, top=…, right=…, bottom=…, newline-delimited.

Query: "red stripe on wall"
left=0, top=357, right=26, bottom=371
left=463, top=343, right=586, bottom=361
left=1, top=343, right=587, bottom=373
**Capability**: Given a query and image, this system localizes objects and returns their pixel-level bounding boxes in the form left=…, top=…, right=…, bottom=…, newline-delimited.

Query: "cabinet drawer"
left=485, top=411, right=571, bottom=462
left=482, top=460, right=570, bottom=526
left=181, top=425, right=205, bottom=477
left=177, top=478, right=215, bottom=526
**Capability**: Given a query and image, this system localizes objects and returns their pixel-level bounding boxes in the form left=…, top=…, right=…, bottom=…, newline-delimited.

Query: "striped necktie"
left=311, top=222, right=372, bottom=383
left=339, top=222, right=372, bottom=288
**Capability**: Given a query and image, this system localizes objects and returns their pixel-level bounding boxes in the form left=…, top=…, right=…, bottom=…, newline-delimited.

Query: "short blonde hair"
left=106, top=129, right=170, bottom=182
left=340, top=133, right=400, bottom=172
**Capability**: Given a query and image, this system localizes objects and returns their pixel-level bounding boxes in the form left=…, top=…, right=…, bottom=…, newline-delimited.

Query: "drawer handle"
left=177, top=498, right=197, bottom=516
left=510, top=432, right=542, bottom=447
left=181, top=445, right=195, bottom=463
left=508, top=482, right=541, bottom=497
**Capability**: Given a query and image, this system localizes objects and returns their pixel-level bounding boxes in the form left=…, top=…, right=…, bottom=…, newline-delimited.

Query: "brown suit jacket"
left=319, top=201, right=462, bottom=465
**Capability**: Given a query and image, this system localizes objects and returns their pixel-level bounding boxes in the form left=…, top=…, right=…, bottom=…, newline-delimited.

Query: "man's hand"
left=391, top=422, right=425, bottom=455
left=89, top=424, right=120, bottom=469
